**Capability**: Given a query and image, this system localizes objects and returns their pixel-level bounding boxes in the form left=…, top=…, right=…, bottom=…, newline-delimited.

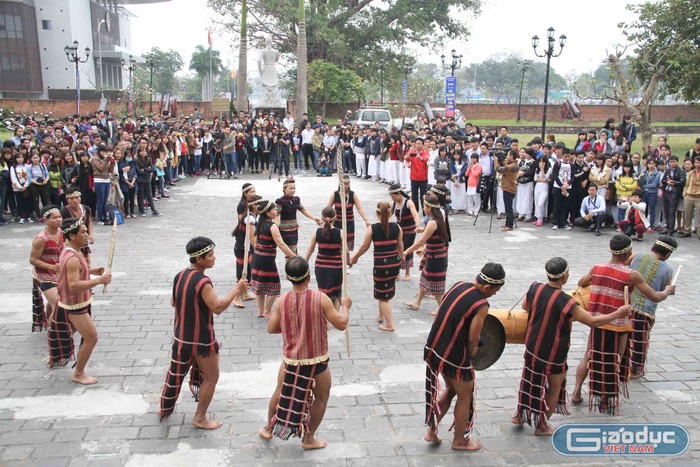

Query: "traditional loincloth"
left=159, top=339, right=219, bottom=420
left=47, top=304, right=91, bottom=368
left=271, top=361, right=327, bottom=440
left=32, top=279, right=46, bottom=332
left=629, top=312, right=654, bottom=377
left=515, top=350, right=569, bottom=430
left=588, top=328, right=630, bottom=415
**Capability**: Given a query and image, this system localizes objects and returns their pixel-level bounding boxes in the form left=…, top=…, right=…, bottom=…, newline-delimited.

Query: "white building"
left=0, top=0, right=169, bottom=99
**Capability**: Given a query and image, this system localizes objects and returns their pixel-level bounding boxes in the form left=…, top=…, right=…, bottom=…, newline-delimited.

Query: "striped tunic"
left=56, top=248, right=93, bottom=310
left=589, top=263, right=633, bottom=332
left=333, top=190, right=356, bottom=250
left=629, top=253, right=672, bottom=319
left=171, top=268, right=217, bottom=353
left=393, top=198, right=416, bottom=269
left=250, top=221, right=281, bottom=296
left=279, top=289, right=329, bottom=365
left=371, top=223, right=401, bottom=300
left=419, top=227, right=448, bottom=295
left=276, top=195, right=303, bottom=252
left=32, top=229, right=64, bottom=284
left=314, top=227, right=343, bottom=300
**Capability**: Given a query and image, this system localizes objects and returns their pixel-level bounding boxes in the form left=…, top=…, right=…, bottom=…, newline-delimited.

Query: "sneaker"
left=0, top=220, right=9, bottom=226
left=152, top=212, right=162, bottom=217
left=19, top=218, right=26, bottom=224
left=552, top=225, right=559, bottom=230
left=564, top=225, right=572, bottom=230
left=27, top=218, right=34, bottom=223
left=161, top=195, right=170, bottom=198
left=646, top=228, right=653, bottom=233
left=595, top=230, right=602, bottom=237
left=534, top=221, right=543, bottom=226
left=140, top=212, right=147, bottom=217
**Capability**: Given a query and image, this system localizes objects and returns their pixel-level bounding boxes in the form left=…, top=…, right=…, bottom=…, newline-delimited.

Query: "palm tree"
left=295, top=0, right=307, bottom=122
left=236, top=0, right=247, bottom=112
left=190, top=45, right=222, bottom=101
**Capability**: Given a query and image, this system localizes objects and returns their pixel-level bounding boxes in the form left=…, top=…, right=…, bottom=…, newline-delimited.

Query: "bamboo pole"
left=102, top=219, right=117, bottom=294
left=671, top=265, right=682, bottom=285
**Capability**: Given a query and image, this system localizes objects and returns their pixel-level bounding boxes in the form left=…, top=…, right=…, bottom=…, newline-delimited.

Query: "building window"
left=0, top=14, right=24, bottom=39
left=41, top=20, right=51, bottom=30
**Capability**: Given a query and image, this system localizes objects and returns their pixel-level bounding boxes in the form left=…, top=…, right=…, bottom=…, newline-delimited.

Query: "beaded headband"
left=388, top=187, right=404, bottom=194
left=250, top=198, right=263, bottom=206
left=286, top=269, right=310, bottom=281
left=189, top=244, right=214, bottom=258
left=430, top=186, right=446, bottom=195
left=260, top=201, right=274, bottom=214
left=424, top=200, right=441, bottom=209
left=655, top=240, right=676, bottom=252
left=66, top=191, right=81, bottom=199
left=546, top=267, right=569, bottom=279
left=479, top=272, right=505, bottom=285
left=243, top=184, right=255, bottom=194
left=43, top=207, right=59, bottom=219
left=610, top=244, right=633, bottom=255
left=62, top=218, right=83, bottom=235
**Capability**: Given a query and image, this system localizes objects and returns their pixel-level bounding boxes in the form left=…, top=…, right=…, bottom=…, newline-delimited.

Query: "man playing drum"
left=512, top=257, right=631, bottom=435
left=423, top=262, right=505, bottom=451
left=571, top=234, right=675, bottom=414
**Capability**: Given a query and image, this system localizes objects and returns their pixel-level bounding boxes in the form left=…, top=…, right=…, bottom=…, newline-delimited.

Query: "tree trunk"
left=296, top=0, right=308, bottom=123
left=236, top=0, right=248, bottom=113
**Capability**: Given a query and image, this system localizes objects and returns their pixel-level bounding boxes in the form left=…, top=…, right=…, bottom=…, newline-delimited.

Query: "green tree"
left=189, top=45, right=223, bottom=100
left=139, top=47, right=183, bottom=95
left=457, top=53, right=566, bottom=103
left=307, top=60, right=363, bottom=116
left=621, top=0, right=699, bottom=102
left=207, top=0, right=481, bottom=81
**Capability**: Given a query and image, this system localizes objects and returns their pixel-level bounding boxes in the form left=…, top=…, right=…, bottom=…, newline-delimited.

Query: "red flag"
left=207, top=29, right=211, bottom=46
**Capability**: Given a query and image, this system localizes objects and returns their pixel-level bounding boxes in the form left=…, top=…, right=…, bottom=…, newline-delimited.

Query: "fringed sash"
left=629, top=312, right=654, bottom=377
left=515, top=350, right=569, bottom=430
left=588, top=328, right=630, bottom=415
left=32, top=279, right=46, bottom=332
left=271, top=362, right=321, bottom=440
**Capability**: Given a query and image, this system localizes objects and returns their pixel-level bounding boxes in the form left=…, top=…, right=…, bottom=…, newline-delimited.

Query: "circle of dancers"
left=29, top=178, right=679, bottom=453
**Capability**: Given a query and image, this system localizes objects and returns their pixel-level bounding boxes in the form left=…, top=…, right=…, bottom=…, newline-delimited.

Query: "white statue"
left=257, top=35, right=284, bottom=107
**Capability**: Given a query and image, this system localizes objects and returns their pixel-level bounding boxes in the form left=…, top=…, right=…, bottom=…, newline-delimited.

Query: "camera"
left=491, top=149, right=507, bottom=165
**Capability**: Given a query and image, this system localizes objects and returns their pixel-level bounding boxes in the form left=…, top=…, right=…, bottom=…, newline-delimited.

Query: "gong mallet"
left=337, top=146, right=351, bottom=357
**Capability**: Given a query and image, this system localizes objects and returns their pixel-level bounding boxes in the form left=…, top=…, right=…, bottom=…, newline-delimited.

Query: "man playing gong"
left=423, top=262, right=505, bottom=451
left=511, top=257, right=631, bottom=435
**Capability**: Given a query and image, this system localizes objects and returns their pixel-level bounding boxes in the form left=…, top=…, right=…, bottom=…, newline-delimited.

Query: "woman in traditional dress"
left=275, top=178, right=322, bottom=256
left=233, top=183, right=259, bottom=305
left=250, top=200, right=297, bottom=318
left=305, top=206, right=343, bottom=308
left=232, top=194, right=262, bottom=308
left=389, top=183, right=420, bottom=281
left=404, top=194, right=449, bottom=316
left=326, top=175, right=371, bottom=252
left=351, top=202, right=404, bottom=331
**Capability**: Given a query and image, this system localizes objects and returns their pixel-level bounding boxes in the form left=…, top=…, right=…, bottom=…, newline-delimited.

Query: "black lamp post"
left=440, top=49, right=462, bottom=77
left=121, top=55, right=137, bottom=116
left=532, top=27, right=566, bottom=140
left=379, top=63, right=385, bottom=105
left=145, top=57, right=156, bottom=112
left=516, top=60, right=530, bottom=122
left=64, top=41, right=91, bottom=115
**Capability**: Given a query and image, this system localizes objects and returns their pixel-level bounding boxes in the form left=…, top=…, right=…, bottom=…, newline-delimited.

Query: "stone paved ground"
left=0, top=173, right=698, bottom=467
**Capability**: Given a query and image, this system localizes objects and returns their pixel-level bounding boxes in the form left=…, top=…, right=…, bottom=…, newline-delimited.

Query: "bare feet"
left=263, top=312, right=272, bottom=318
left=429, top=310, right=438, bottom=317
left=301, top=437, right=327, bottom=450
left=257, top=313, right=266, bottom=318
left=630, top=371, right=642, bottom=380
left=511, top=414, right=523, bottom=426
left=424, top=429, right=442, bottom=444
left=378, top=324, right=395, bottom=332
left=571, top=393, right=583, bottom=405
left=401, top=275, right=411, bottom=281
left=241, top=294, right=255, bottom=301
left=405, top=301, right=420, bottom=310
left=377, top=315, right=384, bottom=323
left=192, top=417, right=222, bottom=430
left=71, top=373, right=97, bottom=385
left=535, top=423, right=555, bottom=436
left=258, top=427, right=273, bottom=440
left=451, top=438, right=482, bottom=451
left=233, top=299, right=244, bottom=308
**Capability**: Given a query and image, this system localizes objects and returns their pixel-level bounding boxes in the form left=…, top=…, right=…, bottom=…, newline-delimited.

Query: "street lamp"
left=64, top=41, right=91, bottom=114
left=440, top=49, right=462, bottom=77
left=145, top=57, right=156, bottom=112
left=516, top=60, right=530, bottom=123
left=532, top=26, right=566, bottom=140
left=378, top=63, right=385, bottom=105
left=121, top=55, right=137, bottom=116
left=401, top=60, right=413, bottom=128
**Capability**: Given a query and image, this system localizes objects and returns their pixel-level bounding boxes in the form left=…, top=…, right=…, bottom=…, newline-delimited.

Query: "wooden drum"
left=488, top=308, right=529, bottom=345
left=569, top=286, right=591, bottom=311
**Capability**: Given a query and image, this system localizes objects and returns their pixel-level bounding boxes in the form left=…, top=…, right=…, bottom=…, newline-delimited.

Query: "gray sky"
left=127, top=0, right=642, bottom=77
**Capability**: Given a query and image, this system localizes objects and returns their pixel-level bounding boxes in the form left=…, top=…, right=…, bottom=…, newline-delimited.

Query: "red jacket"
left=405, top=149, right=429, bottom=181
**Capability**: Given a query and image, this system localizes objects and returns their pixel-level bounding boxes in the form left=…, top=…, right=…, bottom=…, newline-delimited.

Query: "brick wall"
left=2, top=98, right=699, bottom=123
